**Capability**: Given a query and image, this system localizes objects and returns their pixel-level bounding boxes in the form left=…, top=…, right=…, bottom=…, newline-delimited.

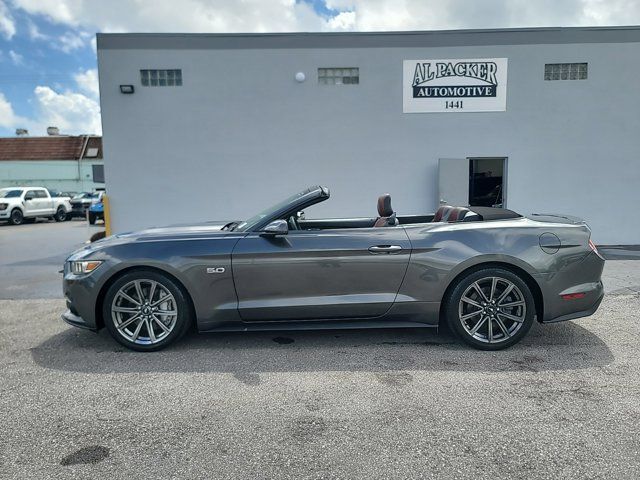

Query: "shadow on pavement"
left=31, top=320, right=613, bottom=375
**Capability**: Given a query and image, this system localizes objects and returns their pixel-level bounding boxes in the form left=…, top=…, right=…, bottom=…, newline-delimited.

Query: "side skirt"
left=199, top=318, right=438, bottom=333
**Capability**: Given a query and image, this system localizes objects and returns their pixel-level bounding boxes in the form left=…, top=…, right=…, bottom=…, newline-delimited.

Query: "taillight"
left=589, top=239, right=605, bottom=259
left=561, top=292, right=586, bottom=300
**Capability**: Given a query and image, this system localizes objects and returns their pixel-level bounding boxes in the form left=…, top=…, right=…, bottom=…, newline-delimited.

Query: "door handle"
left=368, top=245, right=403, bottom=254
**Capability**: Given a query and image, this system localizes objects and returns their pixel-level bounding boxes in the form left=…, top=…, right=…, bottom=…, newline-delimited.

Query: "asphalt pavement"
left=0, top=221, right=639, bottom=479
left=0, top=218, right=99, bottom=299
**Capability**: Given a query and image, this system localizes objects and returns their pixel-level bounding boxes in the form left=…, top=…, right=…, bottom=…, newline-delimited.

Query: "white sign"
left=403, top=58, right=508, bottom=113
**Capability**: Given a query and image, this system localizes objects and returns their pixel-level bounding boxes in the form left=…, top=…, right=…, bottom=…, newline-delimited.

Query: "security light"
left=119, top=85, right=135, bottom=94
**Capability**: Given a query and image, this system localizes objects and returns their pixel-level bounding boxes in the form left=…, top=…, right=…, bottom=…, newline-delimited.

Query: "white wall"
left=99, top=38, right=640, bottom=244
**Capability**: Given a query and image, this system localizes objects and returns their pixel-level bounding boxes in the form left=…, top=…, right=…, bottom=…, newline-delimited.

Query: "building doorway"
left=468, top=157, right=506, bottom=207
left=438, top=157, right=507, bottom=207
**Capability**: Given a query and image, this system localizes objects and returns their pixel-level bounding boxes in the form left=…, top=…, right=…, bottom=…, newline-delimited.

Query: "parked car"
left=69, top=191, right=103, bottom=218
left=62, top=186, right=605, bottom=352
left=48, top=190, right=77, bottom=199
left=0, top=186, right=71, bottom=225
left=88, top=198, right=104, bottom=225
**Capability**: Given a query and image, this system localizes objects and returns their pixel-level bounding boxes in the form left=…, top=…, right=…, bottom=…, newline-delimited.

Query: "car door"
left=36, top=190, right=52, bottom=214
left=232, top=226, right=412, bottom=321
left=23, top=190, right=39, bottom=216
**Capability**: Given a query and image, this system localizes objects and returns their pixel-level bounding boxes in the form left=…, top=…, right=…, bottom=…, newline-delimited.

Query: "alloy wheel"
left=458, top=276, right=526, bottom=344
left=111, top=279, right=178, bottom=345
left=11, top=209, right=23, bottom=225
left=56, top=208, right=67, bottom=221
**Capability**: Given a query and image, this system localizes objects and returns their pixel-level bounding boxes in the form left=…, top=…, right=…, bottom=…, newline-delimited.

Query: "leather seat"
left=374, top=194, right=399, bottom=227
left=432, top=205, right=452, bottom=222
left=432, top=205, right=471, bottom=222
left=447, top=207, right=470, bottom=222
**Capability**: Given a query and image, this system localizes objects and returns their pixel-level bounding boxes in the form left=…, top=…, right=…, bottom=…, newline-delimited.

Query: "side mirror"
left=261, top=219, right=288, bottom=236
left=24, top=195, right=34, bottom=201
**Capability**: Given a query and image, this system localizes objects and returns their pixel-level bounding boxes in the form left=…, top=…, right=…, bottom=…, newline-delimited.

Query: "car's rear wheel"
left=9, top=208, right=23, bottom=225
left=103, top=270, right=192, bottom=351
left=88, top=211, right=96, bottom=224
left=444, top=267, right=535, bottom=350
left=54, top=206, right=67, bottom=222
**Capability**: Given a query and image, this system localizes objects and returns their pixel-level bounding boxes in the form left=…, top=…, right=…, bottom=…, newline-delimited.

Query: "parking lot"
left=0, top=221, right=639, bottom=479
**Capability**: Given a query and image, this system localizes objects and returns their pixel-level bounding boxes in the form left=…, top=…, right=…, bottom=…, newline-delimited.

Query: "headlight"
left=70, top=260, right=103, bottom=274
left=0, top=203, right=7, bottom=210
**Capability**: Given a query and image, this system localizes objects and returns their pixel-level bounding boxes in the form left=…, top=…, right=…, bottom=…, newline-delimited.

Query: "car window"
left=36, top=190, right=48, bottom=198
left=0, top=189, right=23, bottom=198
left=25, top=190, right=38, bottom=199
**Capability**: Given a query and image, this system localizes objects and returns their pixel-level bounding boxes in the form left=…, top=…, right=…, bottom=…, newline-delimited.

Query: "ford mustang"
left=62, top=186, right=605, bottom=351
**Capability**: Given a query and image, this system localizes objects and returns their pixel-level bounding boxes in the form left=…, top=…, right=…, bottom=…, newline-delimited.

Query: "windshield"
left=0, top=189, right=23, bottom=198
left=72, top=192, right=99, bottom=199
left=234, top=187, right=323, bottom=232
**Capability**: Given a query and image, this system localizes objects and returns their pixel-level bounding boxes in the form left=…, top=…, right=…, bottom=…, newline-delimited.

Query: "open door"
left=469, top=157, right=506, bottom=207
left=438, top=158, right=469, bottom=206
left=438, top=157, right=507, bottom=207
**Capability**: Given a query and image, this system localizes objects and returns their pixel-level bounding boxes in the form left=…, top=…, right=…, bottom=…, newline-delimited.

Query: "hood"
left=113, top=219, right=246, bottom=241
left=67, top=220, right=240, bottom=261
left=115, top=220, right=239, bottom=240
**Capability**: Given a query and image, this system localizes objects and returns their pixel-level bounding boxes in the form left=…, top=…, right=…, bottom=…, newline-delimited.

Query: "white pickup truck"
left=0, top=186, right=72, bottom=225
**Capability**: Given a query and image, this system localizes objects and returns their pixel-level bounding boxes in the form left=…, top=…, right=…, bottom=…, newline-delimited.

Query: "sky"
left=1, top=0, right=640, bottom=137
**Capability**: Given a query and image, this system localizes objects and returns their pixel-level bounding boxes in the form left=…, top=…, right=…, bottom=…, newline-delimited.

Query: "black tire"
left=88, top=212, right=96, bottom=224
left=444, top=267, right=535, bottom=350
left=9, top=208, right=23, bottom=225
left=102, top=269, right=192, bottom=352
left=54, top=206, right=68, bottom=222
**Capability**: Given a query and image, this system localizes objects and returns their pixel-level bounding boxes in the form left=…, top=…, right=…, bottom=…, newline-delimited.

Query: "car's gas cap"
left=539, top=232, right=561, bottom=254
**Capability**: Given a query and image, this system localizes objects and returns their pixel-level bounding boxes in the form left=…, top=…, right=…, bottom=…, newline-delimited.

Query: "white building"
left=98, top=27, right=640, bottom=244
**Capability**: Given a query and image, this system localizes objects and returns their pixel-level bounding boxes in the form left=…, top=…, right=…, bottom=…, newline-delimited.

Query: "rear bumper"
left=542, top=285, right=604, bottom=323
left=537, top=251, right=605, bottom=323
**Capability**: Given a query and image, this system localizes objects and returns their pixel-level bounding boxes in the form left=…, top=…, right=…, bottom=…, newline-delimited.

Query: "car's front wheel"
left=444, top=267, right=535, bottom=350
left=9, top=208, right=24, bottom=225
left=102, top=270, right=192, bottom=351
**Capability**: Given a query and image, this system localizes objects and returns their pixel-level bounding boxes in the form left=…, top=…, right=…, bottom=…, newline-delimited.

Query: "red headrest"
left=377, top=194, right=394, bottom=217
left=433, top=205, right=451, bottom=222
left=446, top=207, right=471, bottom=222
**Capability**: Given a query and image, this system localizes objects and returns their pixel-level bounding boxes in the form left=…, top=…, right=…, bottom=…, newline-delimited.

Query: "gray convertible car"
left=62, top=186, right=605, bottom=351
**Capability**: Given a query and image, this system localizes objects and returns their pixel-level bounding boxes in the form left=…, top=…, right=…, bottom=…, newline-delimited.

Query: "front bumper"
left=62, top=309, right=96, bottom=331
left=70, top=203, right=91, bottom=217
left=0, top=210, right=10, bottom=219
left=62, top=261, right=107, bottom=330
